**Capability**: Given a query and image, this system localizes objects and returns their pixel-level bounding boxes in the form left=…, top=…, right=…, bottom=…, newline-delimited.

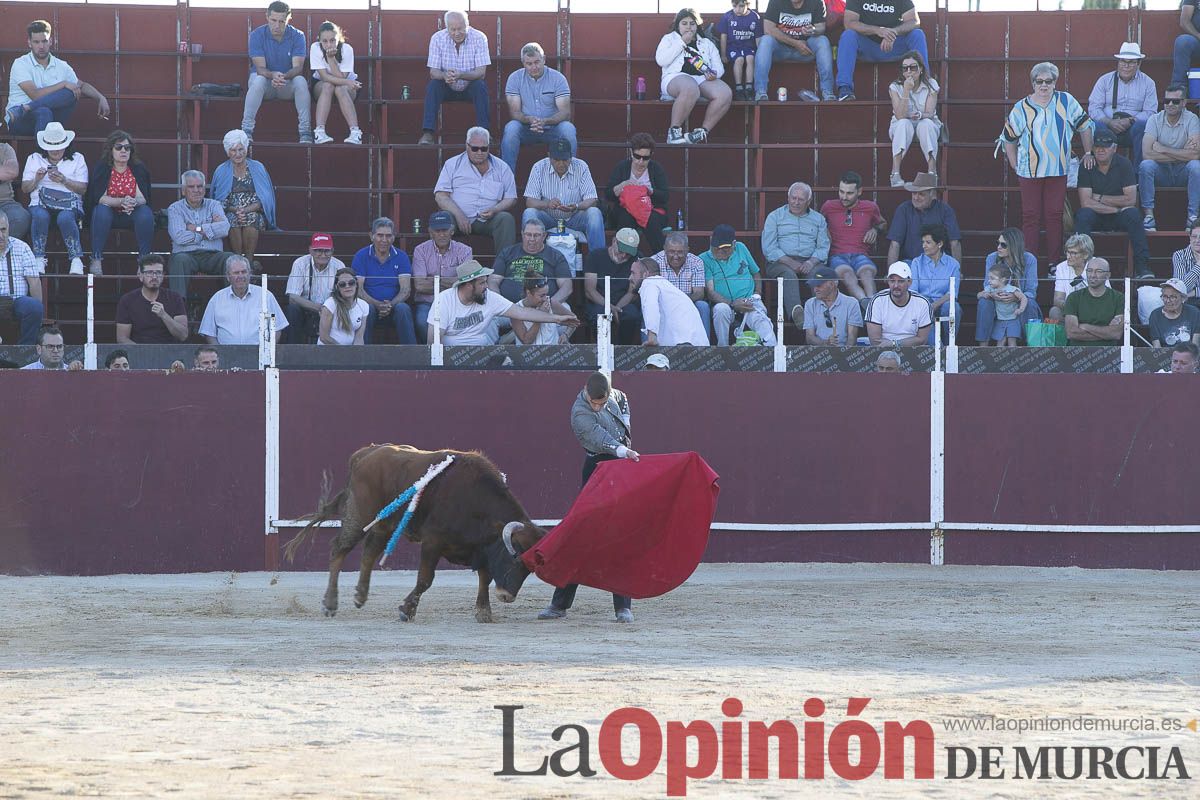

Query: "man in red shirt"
left=819, top=170, right=886, bottom=302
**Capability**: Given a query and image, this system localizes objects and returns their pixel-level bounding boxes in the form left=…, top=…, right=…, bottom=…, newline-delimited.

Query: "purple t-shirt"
left=715, top=10, right=763, bottom=54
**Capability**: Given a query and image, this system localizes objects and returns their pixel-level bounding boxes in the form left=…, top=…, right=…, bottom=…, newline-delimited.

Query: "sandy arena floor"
left=0, top=563, right=1196, bottom=799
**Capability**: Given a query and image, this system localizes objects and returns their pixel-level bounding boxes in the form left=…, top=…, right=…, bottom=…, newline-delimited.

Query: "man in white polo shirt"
left=865, top=261, right=932, bottom=346
left=199, top=255, right=288, bottom=345
left=6, top=19, right=110, bottom=135
left=630, top=257, right=709, bottom=346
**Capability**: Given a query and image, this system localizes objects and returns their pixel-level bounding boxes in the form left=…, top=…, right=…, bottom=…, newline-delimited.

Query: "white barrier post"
left=264, top=364, right=279, bottom=541
left=946, top=276, right=959, bottom=374
left=929, top=369, right=945, bottom=566
left=84, top=273, right=97, bottom=370
left=933, top=299, right=942, bottom=373
left=774, top=275, right=785, bottom=372
left=431, top=283, right=443, bottom=367
left=1121, top=276, right=1133, bottom=374
left=258, top=274, right=274, bottom=370
left=597, top=275, right=613, bottom=377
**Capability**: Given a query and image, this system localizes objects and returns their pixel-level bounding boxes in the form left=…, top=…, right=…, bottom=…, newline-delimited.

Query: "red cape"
left=520, top=452, right=719, bottom=599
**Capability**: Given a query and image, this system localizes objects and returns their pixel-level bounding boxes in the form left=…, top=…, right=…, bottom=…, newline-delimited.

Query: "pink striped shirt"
left=426, top=27, right=491, bottom=92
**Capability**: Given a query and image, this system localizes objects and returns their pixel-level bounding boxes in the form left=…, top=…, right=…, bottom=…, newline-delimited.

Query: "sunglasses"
left=631, top=152, right=652, bottom=161
left=901, top=64, right=920, bottom=72
left=113, top=143, right=131, bottom=151
left=996, top=241, right=1008, bottom=248
left=335, top=280, right=356, bottom=288
left=1164, top=97, right=1185, bottom=105
left=844, top=210, right=854, bottom=226
left=1033, top=78, right=1056, bottom=86
left=823, top=308, right=834, bottom=328
left=529, top=278, right=550, bottom=289
left=469, top=145, right=489, bottom=152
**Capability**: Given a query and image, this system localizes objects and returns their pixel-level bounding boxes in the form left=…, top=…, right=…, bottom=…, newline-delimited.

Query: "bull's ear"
left=502, top=521, right=525, bottom=556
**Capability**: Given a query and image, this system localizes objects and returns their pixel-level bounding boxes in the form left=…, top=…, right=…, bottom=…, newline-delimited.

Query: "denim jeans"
left=836, top=28, right=929, bottom=95
left=0, top=200, right=31, bottom=241
left=1139, top=158, right=1200, bottom=218
left=422, top=78, right=490, bottom=131
left=754, top=34, right=834, bottom=98
left=5, top=87, right=77, bottom=135
left=9, top=295, right=45, bottom=344
left=365, top=302, right=416, bottom=344
left=414, top=301, right=433, bottom=343
left=30, top=205, right=82, bottom=260
left=500, top=120, right=578, bottom=173
left=830, top=253, right=876, bottom=272
left=522, top=206, right=605, bottom=252
left=90, top=203, right=155, bottom=260
left=975, top=297, right=1043, bottom=344
left=1172, top=34, right=1200, bottom=84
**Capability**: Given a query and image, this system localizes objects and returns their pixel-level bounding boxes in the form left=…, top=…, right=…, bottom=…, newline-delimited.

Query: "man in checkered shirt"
left=419, top=10, right=491, bottom=146
left=0, top=210, right=44, bottom=345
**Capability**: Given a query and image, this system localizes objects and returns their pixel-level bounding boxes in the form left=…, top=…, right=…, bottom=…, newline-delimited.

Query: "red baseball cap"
left=310, top=232, right=333, bottom=249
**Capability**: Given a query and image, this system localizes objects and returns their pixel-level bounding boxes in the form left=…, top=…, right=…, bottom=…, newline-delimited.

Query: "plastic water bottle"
left=636, top=76, right=646, bottom=101
left=677, top=209, right=685, bottom=230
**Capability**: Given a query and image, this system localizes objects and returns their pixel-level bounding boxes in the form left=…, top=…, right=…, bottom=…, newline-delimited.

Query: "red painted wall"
left=2, top=371, right=1196, bottom=575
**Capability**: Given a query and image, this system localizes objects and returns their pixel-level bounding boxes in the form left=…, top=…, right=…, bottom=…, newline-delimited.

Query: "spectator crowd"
left=3, top=3, right=1200, bottom=368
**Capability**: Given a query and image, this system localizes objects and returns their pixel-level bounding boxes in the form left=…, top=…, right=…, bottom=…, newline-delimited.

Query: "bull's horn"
left=502, top=522, right=524, bottom=556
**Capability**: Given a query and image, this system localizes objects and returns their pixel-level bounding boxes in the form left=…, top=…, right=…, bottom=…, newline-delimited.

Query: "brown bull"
left=284, top=444, right=548, bottom=623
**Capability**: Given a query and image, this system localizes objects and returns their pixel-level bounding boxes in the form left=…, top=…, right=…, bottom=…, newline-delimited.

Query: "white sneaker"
left=344, top=128, right=362, bottom=145
left=33, top=257, right=46, bottom=274
left=686, top=127, right=708, bottom=144
left=313, top=128, right=334, bottom=144
left=69, top=257, right=85, bottom=275
left=666, top=126, right=686, bottom=145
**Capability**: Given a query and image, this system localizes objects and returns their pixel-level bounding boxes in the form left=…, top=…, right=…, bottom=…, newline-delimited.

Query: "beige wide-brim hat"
left=453, top=259, right=493, bottom=286
left=37, top=121, right=76, bottom=151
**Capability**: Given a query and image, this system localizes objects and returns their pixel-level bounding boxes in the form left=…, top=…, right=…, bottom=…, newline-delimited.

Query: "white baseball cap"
left=887, top=262, right=912, bottom=280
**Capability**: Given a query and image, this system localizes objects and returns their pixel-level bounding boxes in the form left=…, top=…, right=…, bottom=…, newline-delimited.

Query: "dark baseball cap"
left=548, top=138, right=573, bottom=160
left=1093, top=131, right=1117, bottom=147
left=429, top=210, right=455, bottom=230
left=807, top=265, right=839, bottom=286
left=710, top=224, right=736, bottom=248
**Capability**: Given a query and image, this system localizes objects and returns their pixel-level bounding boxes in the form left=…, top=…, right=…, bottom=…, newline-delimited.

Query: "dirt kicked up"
left=0, top=563, right=1197, bottom=799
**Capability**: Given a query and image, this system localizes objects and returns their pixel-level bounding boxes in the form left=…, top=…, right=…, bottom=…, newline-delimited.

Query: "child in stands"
left=716, top=0, right=762, bottom=101
left=979, top=265, right=1027, bottom=346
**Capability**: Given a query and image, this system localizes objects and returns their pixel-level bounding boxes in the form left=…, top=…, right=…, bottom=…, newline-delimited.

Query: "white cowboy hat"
left=36, top=121, right=76, bottom=150
left=1113, top=42, right=1146, bottom=60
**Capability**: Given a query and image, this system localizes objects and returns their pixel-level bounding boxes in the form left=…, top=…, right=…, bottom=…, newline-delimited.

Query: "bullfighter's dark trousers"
left=549, top=453, right=632, bottom=613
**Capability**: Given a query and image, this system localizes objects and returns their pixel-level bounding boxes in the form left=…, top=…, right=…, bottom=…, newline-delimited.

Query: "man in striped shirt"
left=652, top=231, right=712, bottom=337
left=419, top=10, right=491, bottom=145
left=1172, top=220, right=1200, bottom=307
left=522, top=137, right=604, bottom=252
left=0, top=211, right=44, bottom=345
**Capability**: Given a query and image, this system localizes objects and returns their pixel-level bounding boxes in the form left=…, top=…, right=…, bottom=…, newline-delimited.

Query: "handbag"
left=39, top=186, right=79, bottom=212
left=1025, top=320, right=1066, bottom=347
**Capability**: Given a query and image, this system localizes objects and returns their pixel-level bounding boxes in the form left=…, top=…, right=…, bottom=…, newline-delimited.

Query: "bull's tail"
left=283, top=471, right=349, bottom=563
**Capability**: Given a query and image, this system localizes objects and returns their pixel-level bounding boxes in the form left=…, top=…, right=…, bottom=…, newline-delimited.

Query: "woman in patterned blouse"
left=212, top=129, right=277, bottom=273
left=1002, top=61, right=1095, bottom=265
left=85, top=130, right=153, bottom=276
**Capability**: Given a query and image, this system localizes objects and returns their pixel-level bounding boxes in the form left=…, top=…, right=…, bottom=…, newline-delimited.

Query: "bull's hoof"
left=322, top=604, right=337, bottom=618
left=354, top=597, right=366, bottom=609
left=475, top=607, right=494, bottom=623
left=398, top=608, right=412, bottom=622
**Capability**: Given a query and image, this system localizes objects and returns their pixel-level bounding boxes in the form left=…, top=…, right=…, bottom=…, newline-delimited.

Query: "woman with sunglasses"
left=976, top=227, right=1044, bottom=339
left=1002, top=62, right=1095, bottom=263
left=85, top=130, right=154, bottom=276
left=605, top=132, right=671, bottom=252
left=887, top=51, right=940, bottom=188
left=318, top=266, right=369, bottom=345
